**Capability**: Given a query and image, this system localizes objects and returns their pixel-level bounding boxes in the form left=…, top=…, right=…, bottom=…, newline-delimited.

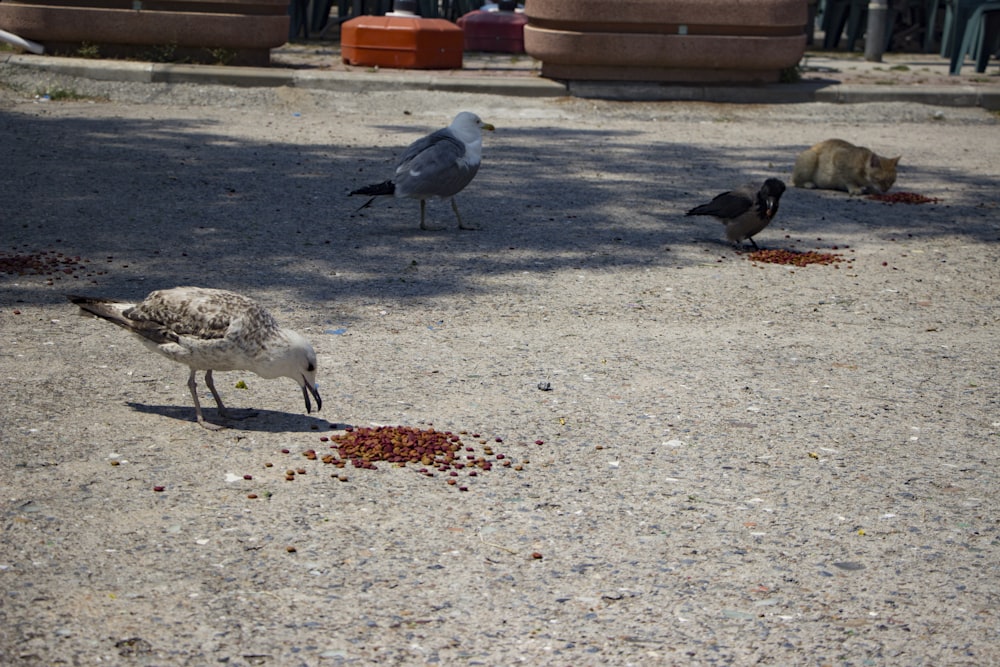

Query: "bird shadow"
left=125, top=402, right=339, bottom=433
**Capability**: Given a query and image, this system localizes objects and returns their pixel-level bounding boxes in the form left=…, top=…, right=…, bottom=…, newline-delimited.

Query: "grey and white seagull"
left=69, top=287, right=321, bottom=430
left=686, top=178, right=787, bottom=249
left=350, top=111, right=495, bottom=230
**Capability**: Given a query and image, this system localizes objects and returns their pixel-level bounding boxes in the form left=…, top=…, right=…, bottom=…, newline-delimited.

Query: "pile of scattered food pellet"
left=868, top=191, right=940, bottom=204
left=268, top=425, right=533, bottom=491
left=746, top=248, right=851, bottom=267
left=0, top=248, right=106, bottom=284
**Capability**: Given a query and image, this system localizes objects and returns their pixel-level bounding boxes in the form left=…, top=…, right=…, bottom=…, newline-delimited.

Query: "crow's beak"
left=766, top=197, right=780, bottom=219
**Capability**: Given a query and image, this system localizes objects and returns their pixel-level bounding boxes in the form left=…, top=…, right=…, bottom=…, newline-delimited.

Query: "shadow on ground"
left=2, top=109, right=997, bottom=310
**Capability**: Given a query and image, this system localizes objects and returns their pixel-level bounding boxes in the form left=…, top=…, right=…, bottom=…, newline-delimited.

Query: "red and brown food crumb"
left=868, top=191, right=940, bottom=204
left=262, top=426, right=537, bottom=490
left=327, top=425, right=501, bottom=474
left=298, top=425, right=535, bottom=488
left=0, top=249, right=108, bottom=284
left=747, top=249, right=850, bottom=267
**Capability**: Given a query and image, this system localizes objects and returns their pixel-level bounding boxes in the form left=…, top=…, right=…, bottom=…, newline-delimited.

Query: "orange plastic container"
left=341, top=15, right=464, bottom=69
left=457, top=9, right=527, bottom=53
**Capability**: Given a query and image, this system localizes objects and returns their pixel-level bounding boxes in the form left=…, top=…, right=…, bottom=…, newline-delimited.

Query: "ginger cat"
left=792, top=139, right=900, bottom=195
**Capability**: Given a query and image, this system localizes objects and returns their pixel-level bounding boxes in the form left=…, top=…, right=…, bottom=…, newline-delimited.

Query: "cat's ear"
left=888, top=156, right=901, bottom=167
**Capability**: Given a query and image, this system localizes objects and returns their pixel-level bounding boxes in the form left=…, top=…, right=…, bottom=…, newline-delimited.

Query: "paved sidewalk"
left=1, top=31, right=998, bottom=667
left=3, top=39, right=999, bottom=108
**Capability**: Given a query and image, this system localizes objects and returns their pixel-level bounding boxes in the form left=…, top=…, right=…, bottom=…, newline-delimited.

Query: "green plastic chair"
left=940, top=0, right=990, bottom=58
left=950, top=1, right=1000, bottom=72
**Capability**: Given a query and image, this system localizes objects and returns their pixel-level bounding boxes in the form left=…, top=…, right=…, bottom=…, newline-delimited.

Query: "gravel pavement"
left=0, top=74, right=998, bottom=666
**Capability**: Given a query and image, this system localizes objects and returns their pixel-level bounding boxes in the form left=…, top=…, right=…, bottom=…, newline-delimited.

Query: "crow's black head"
left=759, top=178, right=787, bottom=219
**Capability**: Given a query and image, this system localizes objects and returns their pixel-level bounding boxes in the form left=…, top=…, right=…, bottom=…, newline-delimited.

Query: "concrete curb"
left=4, top=53, right=998, bottom=108
left=3, top=54, right=567, bottom=97
left=566, top=81, right=822, bottom=103
left=815, top=84, right=1000, bottom=110
left=566, top=80, right=1000, bottom=109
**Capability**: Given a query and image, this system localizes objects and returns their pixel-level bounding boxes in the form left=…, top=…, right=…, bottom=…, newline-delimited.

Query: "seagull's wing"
left=686, top=189, right=754, bottom=220
left=125, top=289, right=230, bottom=339
left=127, top=288, right=278, bottom=345
left=394, top=129, right=475, bottom=199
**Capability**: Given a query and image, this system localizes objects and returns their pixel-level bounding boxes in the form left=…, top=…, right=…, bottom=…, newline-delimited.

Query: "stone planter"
left=0, top=0, right=290, bottom=66
left=523, top=0, right=808, bottom=84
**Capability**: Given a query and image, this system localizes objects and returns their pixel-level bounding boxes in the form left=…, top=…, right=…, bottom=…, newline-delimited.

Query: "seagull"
left=686, top=178, right=787, bottom=249
left=350, top=111, right=495, bottom=230
left=68, top=287, right=321, bottom=430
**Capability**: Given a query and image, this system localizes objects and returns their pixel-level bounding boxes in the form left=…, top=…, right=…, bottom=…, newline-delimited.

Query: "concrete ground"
left=0, top=39, right=998, bottom=667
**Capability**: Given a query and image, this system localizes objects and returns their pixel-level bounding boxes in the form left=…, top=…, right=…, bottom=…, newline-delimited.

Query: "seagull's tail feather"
left=67, top=295, right=176, bottom=345
left=68, top=295, right=132, bottom=326
left=350, top=180, right=395, bottom=213
left=350, top=180, right=395, bottom=197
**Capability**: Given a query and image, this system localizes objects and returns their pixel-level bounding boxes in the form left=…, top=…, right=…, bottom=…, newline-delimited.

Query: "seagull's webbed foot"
left=452, top=199, right=479, bottom=231
left=418, top=199, right=446, bottom=231
left=204, top=370, right=257, bottom=421
left=198, top=416, right=226, bottom=431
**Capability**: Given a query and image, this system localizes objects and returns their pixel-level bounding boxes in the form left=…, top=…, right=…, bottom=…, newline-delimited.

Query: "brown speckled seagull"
left=68, top=287, right=321, bottom=430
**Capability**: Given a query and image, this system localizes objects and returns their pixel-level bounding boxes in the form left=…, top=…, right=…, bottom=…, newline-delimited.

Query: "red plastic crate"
left=341, top=15, right=464, bottom=69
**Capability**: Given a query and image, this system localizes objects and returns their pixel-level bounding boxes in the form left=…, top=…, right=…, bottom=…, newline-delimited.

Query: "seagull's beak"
left=482, top=122, right=495, bottom=132
left=302, top=377, right=322, bottom=414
